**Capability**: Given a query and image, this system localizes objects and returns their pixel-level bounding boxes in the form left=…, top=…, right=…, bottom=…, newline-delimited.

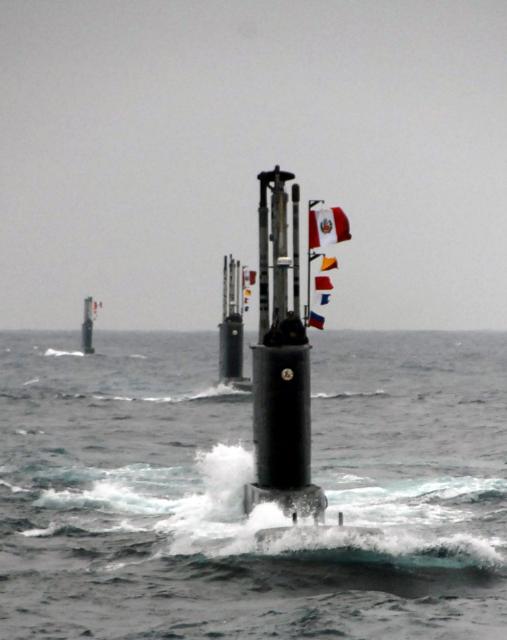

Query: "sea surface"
left=1, top=330, right=506, bottom=639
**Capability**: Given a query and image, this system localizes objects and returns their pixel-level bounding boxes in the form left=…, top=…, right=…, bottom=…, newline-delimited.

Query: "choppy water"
left=1, top=330, right=506, bottom=639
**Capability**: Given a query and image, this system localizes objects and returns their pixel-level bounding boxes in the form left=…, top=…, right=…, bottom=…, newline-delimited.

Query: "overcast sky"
left=1, top=0, right=506, bottom=331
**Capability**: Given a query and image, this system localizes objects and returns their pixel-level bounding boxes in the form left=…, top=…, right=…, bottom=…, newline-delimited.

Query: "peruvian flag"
left=309, top=207, right=351, bottom=249
left=243, top=269, right=257, bottom=287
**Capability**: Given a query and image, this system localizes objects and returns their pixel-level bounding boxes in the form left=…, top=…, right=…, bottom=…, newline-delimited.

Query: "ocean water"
left=1, top=329, right=506, bottom=639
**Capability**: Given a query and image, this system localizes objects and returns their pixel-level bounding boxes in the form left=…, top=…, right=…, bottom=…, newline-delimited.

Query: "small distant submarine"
left=81, top=296, right=95, bottom=355
left=243, top=165, right=380, bottom=544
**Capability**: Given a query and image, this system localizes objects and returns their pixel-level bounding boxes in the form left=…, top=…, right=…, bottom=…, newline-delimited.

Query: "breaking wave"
left=312, top=389, right=388, bottom=399
left=251, top=521, right=504, bottom=569
left=92, top=383, right=250, bottom=404
left=34, top=482, right=177, bottom=515
left=22, top=377, right=40, bottom=386
left=44, top=348, right=84, bottom=357
left=26, top=445, right=505, bottom=571
left=0, top=479, right=29, bottom=494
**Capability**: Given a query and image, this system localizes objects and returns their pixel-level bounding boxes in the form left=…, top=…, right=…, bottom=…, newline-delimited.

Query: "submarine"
left=218, top=254, right=252, bottom=391
left=244, top=165, right=380, bottom=543
left=81, top=296, right=95, bottom=355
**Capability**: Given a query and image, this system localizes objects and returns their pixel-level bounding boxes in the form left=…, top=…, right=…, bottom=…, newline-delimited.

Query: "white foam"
left=189, top=383, right=250, bottom=400
left=326, top=476, right=507, bottom=509
left=92, top=395, right=134, bottom=402
left=154, top=444, right=256, bottom=555
left=136, top=384, right=249, bottom=404
left=104, top=519, right=152, bottom=533
left=335, top=473, right=373, bottom=484
left=22, top=377, right=39, bottom=386
left=21, top=523, right=58, bottom=537
left=254, top=525, right=504, bottom=567
left=322, top=476, right=506, bottom=528
left=145, top=383, right=249, bottom=403
left=195, top=443, right=254, bottom=519
left=128, top=354, right=147, bottom=359
left=312, top=389, right=387, bottom=399
left=44, top=348, right=84, bottom=357
left=0, top=479, right=29, bottom=493
left=89, top=384, right=249, bottom=404
left=141, top=396, right=176, bottom=403
left=34, top=481, right=177, bottom=515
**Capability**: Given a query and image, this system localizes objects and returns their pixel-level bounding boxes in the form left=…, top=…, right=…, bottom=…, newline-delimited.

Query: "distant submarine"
left=218, top=254, right=252, bottom=391
left=81, top=296, right=95, bottom=355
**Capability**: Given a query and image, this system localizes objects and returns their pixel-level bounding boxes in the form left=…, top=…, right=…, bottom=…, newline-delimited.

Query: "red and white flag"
left=243, top=268, right=257, bottom=287
left=309, top=207, right=351, bottom=249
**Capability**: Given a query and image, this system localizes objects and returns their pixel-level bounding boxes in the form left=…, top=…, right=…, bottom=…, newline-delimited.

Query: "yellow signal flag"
left=243, top=288, right=252, bottom=298
left=321, top=256, right=338, bottom=271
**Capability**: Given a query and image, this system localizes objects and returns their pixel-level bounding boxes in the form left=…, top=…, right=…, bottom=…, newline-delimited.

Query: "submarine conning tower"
left=81, top=296, right=95, bottom=355
left=244, top=166, right=327, bottom=521
left=219, top=254, right=246, bottom=384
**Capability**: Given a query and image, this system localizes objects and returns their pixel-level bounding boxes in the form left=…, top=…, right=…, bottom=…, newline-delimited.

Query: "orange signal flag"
left=321, top=256, right=338, bottom=271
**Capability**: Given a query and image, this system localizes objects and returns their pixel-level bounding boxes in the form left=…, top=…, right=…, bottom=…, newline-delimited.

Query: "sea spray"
left=195, top=443, right=254, bottom=519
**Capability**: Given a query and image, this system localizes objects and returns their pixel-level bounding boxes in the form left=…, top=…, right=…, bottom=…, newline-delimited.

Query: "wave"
left=143, top=383, right=250, bottom=403
left=44, top=348, right=84, bottom=357
left=22, top=377, right=39, bottom=386
left=0, top=479, right=29, bottom=493
left=323, top=476, right=507, bottom=530
left=326, top=475, right=507, bottom=503
left=32, top=461, right=190, bottom=496
left=91, top=383, right=250, bottom=404
left=2, top=383, right=249, bottom=404
left=251, top=521, right=503, bottom=569
left=34, top=482, right=178, bottom=515
left=312, top=389, right=388, bottom=399
left=86, top=387, right=389, bottom=403
left=152, top=449, right=506, bottom=568
left=26, top=445, right=505, bottom=572
left=92, top=395, right=134, bottom=402
left=417, top=477, right=507, bottom=504
left=20, top=523, right=100, bottom=538
left=334, top=473, right=374, bottom=484
left=156, top=497, right=504, bottom=570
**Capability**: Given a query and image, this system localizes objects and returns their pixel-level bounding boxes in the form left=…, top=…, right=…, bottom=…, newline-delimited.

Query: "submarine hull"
left=219, top=319, right=244, bottom=381
left=81, top=320, right=94, bottom=355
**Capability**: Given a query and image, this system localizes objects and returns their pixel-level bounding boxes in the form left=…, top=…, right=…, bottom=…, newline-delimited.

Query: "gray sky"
left=1, top=0, right=506, bottom=331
